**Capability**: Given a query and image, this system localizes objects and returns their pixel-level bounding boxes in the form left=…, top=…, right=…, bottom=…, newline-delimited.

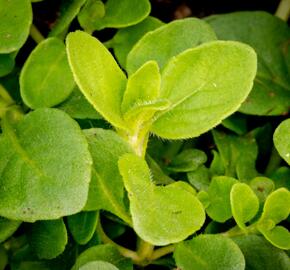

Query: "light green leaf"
left=168, top=149, right=207, bottom=172
left=259, top=188, right=290, bottom=225
left=233, top=235, right=290, bottom=270
left=67, top=211, right=99, bottom=245
left=206, top=176, right=238, bottom=222
left=49, top=0, right=87, bottom=37
left=207, top=11, right=290, bottom=116
left=122, top=61, right=160, bottom=114
left=83, top=129, right=132, bottom=225
left=118, top=154, right=205, bottom=245
left=27, top=219, right=68, bottom=259
left=250, top=177, right=275, bottom=202
left=0, top=0, right=32, bottom=53
left=80, top=261, right=119, bottom=270
left=258, top=226, right=290, bottom=250
left=109, top=16, right=163, bottom=68
left=274, top=119, right=290, bottom=165
left=71, top=244, right=132, bottom=270
left=0, top=217, right=21, bottom=243
left=66, top=31, right=127, bottom=129
left=57, top=87, right=101, bottom=119
left=78, top=0, right=150, bottom=32
left=0, top=54, right=15, bottom=77
left=212, top=130, right=258, bottom=181
left=0, top=109, right=92, bottom=221
left=127, top=18, right=217, bottom=74
left=20, top=38, right=75, bottom=109
left=230, top=183, right=259, bottom=230
left=174, top=235, right=245, bottom=270
left=151, top=41, right=257, bottom=139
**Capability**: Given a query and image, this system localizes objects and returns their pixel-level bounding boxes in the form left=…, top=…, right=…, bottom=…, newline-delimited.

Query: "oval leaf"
left=127, top=18, right=217, bottom=74
left=0, top=0, right=32, bottom=53
left=118, top=154, right=205, bottom=245
left=230, top=183, right=259, bottom=230
left=67, top=211, right=99, bottom=245
left=274, top=119, right=290, bottom=165
left=174, top=235, right=245, bottom=270
left=0, top=109, right=92, bottom=221
left=27, top=219, right=68, bottom=259
left=258, top=226, right=290, bottom=250
left=20, top=38, right=75, bottom=109
left=151, top=41, right=257, bottom=139
left=66, top=31, right=127, bottom=129
left=80, top=261, right=119, bottom=270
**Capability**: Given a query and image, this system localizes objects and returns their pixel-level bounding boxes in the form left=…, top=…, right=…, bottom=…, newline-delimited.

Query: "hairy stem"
left=30, top=24, right=45, bottom=44
left=275, top=0, right=290, bottom=21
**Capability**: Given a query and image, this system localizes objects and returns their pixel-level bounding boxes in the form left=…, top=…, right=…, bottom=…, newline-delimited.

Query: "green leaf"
left=0, top=0, right=32, bottom=53
left=0, top=54, right=15, bottom=77
left=67, top=211, right=99, bottom=245
left=27, top=219, right=68, bottom=259
left=66, top=31, right=127, bottom=129
left=187, top=165, right=210, bottom=191
left=250, top=177, right=275, bottom=202
left=20, top=38, right=75, bottom=109
left=151, top=41, right=257, bottom=139
left=233, top=235, right=290, bottom=270
left=221, top=114, right=247, bottom=135
left=122, top=61, right=160, bottom=114
left=83, top=129, right=132, bottom=225
left=109, top=16, right=164, bottom=68
left=168, top=149, right=207, bottom=172
left=0, top=109, right=92, bottom=221
left=206, top=176, right=238, bottom=222
left=259, top=188, right=290, bottom=225
left=127, top=18, right=217, bottom=74
left=57, top=87, right=101, bottom=119
left=0, top=217, right=21, bottom=243
left=207, top=11, right=290, bottom=116
left=0, top=246, right=8, bottom=270
left=118, top=154, right=205, bottom=245
left=174, top=235, right=245, bottom=270
left=212, top=130, right=258, bottom=181
left=78, top=0, right=151, bottom=32
left=230, top=183, right=259, bottom=230
left=71, top=244, right=132, bottom=270
left=274, top=119, right=290, bottom=165
left=258, top=226, right=290, bottom=250
left=49, top=0, right=87, bottom=37
left=271, top=167, right=290, bottom=190
left=80, top=261, right=119, bottom=270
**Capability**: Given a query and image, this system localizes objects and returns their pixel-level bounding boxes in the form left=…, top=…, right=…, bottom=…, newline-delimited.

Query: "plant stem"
left=150, top=245, right=175, bottom=261
left=275, top=0, right=290, bottom=21
left=221, top=224, right=258, bottom=238
left=265, top=147, right=281, bottom=176
left=97, top=222, right=141, bottom=263
left=30, top=24, right=45, bottom=44
left=137, top=239, right=154, bottom=262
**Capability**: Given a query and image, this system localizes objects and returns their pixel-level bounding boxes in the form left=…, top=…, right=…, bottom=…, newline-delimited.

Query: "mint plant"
left=0, top=0, right=289, bottom=269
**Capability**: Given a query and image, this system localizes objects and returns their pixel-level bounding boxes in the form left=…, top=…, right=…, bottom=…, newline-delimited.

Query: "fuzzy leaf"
left=206, top=176, right=238, bottom=222
left=151, top=41, right=257, bottom=139
left=83, top=129, right=132, bottom=225
left=67, top=211, right=99, bottom=245
left=258, top=226, right=290, bottom=250
left=20, top=38, right=75, bottom=109
left=71, top=244, right=132, bottom=270
left=207, top=11, right=290, bottom=116
left=0, top=217, right=21, bottom=243
left=127, top=18, right=217, bottom=73
left=0, top=109, right=92, bottom=221
left=274, top=119, right=290, bottom=165
left=80, top=261, right=119, bottom=270
left=230, top=183, right=259, bottom=230
left=78, top=0, right=150, bottom=32
left=174, top=235, right=245, bottom=270
left=27, top=219, right=68, bottom=259
left=110, top=16, right=163, bottom=68
left=250, top=177, right=275, bottom=202
left=66, top=31, right=127, bottom=129
left=187, top=165, right=211, bottom=191
left=0, top=0, right=32, bottom=53
left=118, top=154, right=205, bottom=245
